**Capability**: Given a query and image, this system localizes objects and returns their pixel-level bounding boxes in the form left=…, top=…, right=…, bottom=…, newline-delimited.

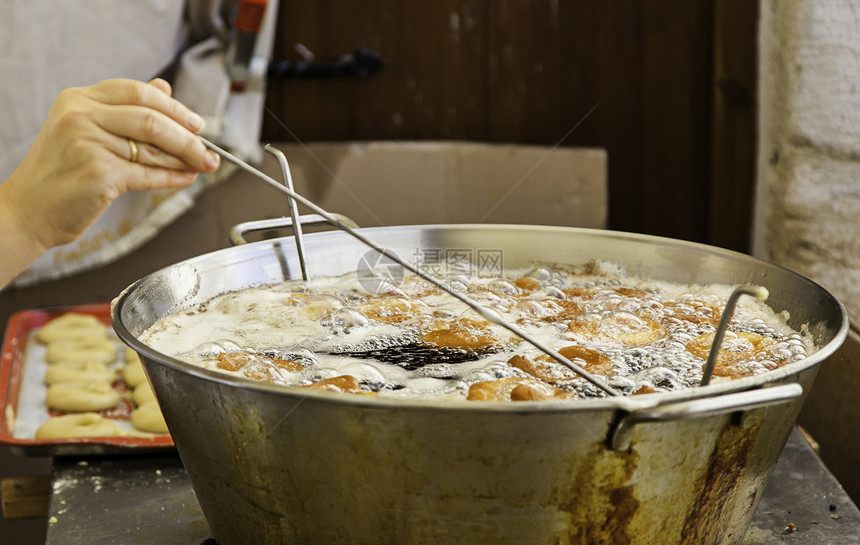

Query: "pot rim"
left=111, top=224, right=850, bottom=415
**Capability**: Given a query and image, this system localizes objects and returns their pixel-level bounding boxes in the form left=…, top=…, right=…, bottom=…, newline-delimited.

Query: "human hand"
left=0, top=78, right=220, bottom=254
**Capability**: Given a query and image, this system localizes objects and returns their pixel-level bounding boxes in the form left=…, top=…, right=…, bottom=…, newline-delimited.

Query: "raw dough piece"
left=131, top=400, right=168, bottom=434
left=132, top=382, right=157, bottom=406
left=35, top=313, right=107, bottom=344
left=44, top=361, right=115, bottom=385
left=123, top=350, right=147, bottom=388
left=45, top=337, right=117, bottom=365
left=45, top=382, right=120, bottom=412
left=124, top=347, right=139, bottom=363
left=35, top=413, right=120, bottom=439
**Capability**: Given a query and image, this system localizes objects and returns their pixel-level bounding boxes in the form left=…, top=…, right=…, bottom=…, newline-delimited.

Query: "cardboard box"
left=274, top=141, right=607, bottom=229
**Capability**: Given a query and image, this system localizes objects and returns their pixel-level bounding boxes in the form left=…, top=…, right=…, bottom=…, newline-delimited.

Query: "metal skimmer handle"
left=263, top=144, right=309, bottom=281
left=200, top=137, right=622, bottom=397
left=700, top=285, right=770, bottom=386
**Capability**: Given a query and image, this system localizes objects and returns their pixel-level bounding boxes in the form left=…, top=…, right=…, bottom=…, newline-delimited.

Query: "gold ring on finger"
left=127, top=138, right=139, bottom=163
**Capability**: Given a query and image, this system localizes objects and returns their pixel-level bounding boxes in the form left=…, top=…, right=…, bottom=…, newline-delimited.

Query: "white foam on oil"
left=139, top=262, right=814, bottom=399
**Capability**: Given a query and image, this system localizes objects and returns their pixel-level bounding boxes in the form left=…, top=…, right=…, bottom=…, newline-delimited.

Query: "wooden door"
left=262, top=0, right=757, bottom=252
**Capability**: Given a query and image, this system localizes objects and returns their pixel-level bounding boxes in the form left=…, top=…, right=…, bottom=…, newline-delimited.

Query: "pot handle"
left=609, top=383, right=803, bottom=451
left=229, top=214, right=361, bottom=246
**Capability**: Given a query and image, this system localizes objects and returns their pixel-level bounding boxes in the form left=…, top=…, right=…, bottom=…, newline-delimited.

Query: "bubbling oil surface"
left=139, top=261, right=814, bottom=400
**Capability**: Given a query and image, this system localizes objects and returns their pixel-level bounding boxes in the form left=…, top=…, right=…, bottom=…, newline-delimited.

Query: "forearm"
left=0, top=183, right=49, bottom=288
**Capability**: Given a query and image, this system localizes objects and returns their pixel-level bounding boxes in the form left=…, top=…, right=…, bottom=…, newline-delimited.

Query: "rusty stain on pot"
left=553, top=414, right=764, bottom=545
left=679, top=418, right=763, bottom=545
left=558, top=444, right=640, bottom=545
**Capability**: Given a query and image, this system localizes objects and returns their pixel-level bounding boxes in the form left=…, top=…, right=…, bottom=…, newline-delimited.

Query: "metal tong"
left=201, top=137, right=769, bottom=397
left=263, top=144, right=309, bottom=281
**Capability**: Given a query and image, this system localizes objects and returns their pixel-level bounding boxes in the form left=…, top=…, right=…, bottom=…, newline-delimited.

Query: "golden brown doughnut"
left=513, top=277, right=542, bottom=292
left=662, top=300, right=721, bottom=326
left=422, top=318, right=516, bottom=351
left=214, top=352, right=302, bottom=373
left=301, top=375, right=363, bottom=394
left=359, top=297, right=429, bottom=323
left=467, top=377, right=567, bottom=402
left=509, top=345, right=614, bottom=383
left=568, top=313, right=666, bottom=346
left=686, top=331, right=781, bottom=378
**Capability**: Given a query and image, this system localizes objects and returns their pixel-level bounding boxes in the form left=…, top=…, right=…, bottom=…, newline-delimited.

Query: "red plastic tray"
left=0, top=303, right=174, bottom=456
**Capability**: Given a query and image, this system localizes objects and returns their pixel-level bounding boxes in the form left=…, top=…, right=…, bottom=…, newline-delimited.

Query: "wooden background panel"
left=709, top=0, right=758, bottom=251
left=262, top=0, right=756, bottom=252
left=483, top=0, right=714, bottom=240
left=264, top=1, right=487, bottom=140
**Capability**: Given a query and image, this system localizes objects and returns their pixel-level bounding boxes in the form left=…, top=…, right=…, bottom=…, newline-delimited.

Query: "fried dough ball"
left=537, top=299, right=582, bottom=321
left=513, top=299, right=568, bottom=320
left=301, top=375, right=364, bottom=394
left=467, top=377, right=568, bottom=402
left=686, top=331, right=781, bottom=378
left=556, top=345, right=614, bottom=375
left=44, top=361, right=115, bottom=385
left=35, top=413, right=120, bottom=439
left=35, top=313, right=108, bottom=344
left=509, top=345, right=614, bottom=383
left=612, top=287, right=648, bottom=298
left=213, top=352, right=303, bottom=382
left=215, top=352, right=302, bottom=373
left=46, top=381, right=120, bottom=412
left=568, top=313, right=666, bottom=346
left=633, top=384, right=656, bottom=395
left=509, top=355, right=576, bottom=383
left=563, top=286, right=647, bottom=299
left=662, top=300, right=721, bottom=326
left=513, top=277, right=542, bottom=292
left=358, top=297, right=429, bottom=324
left=298, top=295, right=347, bottom=320
left=422, top=318, right=517, bottom=351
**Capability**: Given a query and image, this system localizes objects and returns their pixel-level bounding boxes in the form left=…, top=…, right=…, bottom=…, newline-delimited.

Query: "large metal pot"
left=112, top=223, right=847, bottom=545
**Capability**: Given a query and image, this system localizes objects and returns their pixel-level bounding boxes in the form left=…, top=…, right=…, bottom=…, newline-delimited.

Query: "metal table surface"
left=44, top=427, right=860, bottom=545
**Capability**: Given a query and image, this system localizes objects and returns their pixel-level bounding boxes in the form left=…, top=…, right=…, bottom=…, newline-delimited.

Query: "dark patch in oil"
left=329, top=344, right=493, bottom=370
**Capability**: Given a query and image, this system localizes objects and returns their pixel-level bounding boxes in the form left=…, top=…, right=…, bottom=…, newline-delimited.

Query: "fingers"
left=99, top=109, right=218, bottom=173
left=109, top=135, right=190, bottom=171
left=123, top=164, right=198, bottom=192
left=147, top=78, right=173, bottom=97
left=89, top=79, right=204, bottom=133
left=85, top=80, right=220, bottom=174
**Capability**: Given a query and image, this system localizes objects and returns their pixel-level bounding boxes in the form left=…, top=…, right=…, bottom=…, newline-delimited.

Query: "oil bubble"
left=319, top=308, right=371, bottom=332
left=299, top=294, right=347, bottom=320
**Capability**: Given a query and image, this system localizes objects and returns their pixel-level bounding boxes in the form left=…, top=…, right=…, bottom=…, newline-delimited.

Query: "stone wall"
left=756, top=0, right=860, bottom=313
left=757, top=0, right=860, bottom=503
